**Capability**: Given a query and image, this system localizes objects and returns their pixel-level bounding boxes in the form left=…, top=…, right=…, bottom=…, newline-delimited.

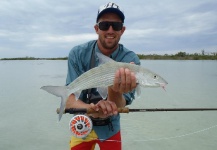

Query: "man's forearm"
left=65, top=94, right=91, bottom=109
left=107, top=87, right=126, bottom=108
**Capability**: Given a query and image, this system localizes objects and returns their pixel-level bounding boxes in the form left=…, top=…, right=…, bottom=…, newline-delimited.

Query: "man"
left=66, top=2, right=140, bottom=150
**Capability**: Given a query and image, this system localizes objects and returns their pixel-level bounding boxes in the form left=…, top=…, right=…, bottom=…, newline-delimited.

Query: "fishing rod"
left=57, top=107, right=217, bottom=138
left=57, top=107, right=217, bottom=114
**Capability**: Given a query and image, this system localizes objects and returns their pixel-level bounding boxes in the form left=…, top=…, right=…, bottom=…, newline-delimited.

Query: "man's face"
left=95, top=13, right=125, bottom=51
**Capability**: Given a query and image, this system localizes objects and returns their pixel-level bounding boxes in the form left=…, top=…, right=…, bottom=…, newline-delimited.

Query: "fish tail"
left=40, top=86, right=68, bottom=121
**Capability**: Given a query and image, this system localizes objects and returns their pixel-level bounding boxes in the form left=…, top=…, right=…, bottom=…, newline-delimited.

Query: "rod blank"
left=56, top=107, right=217, bottom=114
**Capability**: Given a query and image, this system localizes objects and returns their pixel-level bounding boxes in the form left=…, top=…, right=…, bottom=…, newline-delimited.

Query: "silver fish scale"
left=66, top=60, right=169, bottom=98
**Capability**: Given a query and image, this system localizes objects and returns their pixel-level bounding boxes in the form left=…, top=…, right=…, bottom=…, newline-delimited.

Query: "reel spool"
left=69, top=114, right=93, bottom=138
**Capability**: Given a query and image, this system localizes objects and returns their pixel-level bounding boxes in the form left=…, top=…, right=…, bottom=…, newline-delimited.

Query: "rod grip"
left=86, top=107, right=129, bottom=114
left=56, top=107, right=129, bottom=114
left=117, top=107, right=129, bottom=113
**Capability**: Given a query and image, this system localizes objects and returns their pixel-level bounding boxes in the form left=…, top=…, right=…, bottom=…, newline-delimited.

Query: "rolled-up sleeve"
left=123, top=91, right=135, bottom=105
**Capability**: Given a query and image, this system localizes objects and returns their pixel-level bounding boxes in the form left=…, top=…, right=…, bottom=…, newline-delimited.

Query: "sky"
left=0, top=0, right=217, bottom=58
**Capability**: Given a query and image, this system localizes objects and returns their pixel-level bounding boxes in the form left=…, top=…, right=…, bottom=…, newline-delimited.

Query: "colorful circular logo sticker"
left=69, top=115, right=93, bottom=138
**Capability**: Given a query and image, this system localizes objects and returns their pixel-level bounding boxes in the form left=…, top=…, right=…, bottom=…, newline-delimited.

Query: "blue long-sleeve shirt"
left=66, top=40, right=140, bottom=140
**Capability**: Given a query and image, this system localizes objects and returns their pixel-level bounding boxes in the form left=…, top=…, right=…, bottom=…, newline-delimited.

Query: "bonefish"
left=41, top=52, right=168, bottom=121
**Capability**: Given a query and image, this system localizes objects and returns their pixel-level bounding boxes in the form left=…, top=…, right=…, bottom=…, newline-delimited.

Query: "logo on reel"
left=69, top=114, right=93, bottom=138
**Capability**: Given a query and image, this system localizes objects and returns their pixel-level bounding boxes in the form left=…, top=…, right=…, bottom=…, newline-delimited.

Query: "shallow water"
left=0, top=60, right=216, bottom=150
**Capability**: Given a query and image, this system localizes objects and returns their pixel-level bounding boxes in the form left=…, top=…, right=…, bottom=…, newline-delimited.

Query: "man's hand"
left=89, top=100, right=118, bottom=118
left=112, top=67, right=137, bottom=94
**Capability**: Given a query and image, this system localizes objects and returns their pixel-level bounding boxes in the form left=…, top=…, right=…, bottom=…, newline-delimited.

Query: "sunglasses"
left=97, top=21, right=123, bottom=31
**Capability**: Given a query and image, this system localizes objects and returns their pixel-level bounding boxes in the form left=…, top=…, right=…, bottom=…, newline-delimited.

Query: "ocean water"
left=0, top=60, right=217, bottom=150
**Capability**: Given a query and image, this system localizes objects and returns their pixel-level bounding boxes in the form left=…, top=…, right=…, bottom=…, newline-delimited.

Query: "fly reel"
left=69, top=114, right=93, bottom=138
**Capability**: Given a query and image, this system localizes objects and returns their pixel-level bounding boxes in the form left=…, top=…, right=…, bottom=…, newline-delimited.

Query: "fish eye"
left=153, top=75, right=158, bottom=79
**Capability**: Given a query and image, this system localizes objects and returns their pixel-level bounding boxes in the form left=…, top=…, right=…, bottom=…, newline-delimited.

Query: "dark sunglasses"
left=97, top=21, right=123, bottom=31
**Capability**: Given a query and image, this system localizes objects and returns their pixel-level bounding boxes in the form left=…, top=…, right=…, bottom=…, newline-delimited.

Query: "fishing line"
left=133, top=124, right=217, bottom=142
left=161, top=88, right=180, bottom=107
left=80, top=124, right=217, bottom=143
left=61, top=108, right=217, bottom=143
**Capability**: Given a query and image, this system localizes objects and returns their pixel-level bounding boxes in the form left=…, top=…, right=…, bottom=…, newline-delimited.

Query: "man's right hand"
left=89, top=100, right=118, bottom=118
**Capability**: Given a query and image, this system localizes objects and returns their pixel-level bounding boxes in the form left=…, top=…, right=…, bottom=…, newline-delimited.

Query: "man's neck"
left=97, top=40, right=118, bottom=56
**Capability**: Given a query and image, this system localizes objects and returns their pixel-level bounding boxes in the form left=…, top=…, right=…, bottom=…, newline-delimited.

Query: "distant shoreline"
left=1, top=52, right=217, bottom=60
left=0, top=57, right=68, bottom=61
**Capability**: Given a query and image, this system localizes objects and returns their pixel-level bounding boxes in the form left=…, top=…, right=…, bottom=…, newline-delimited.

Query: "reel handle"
left=56, top=107, right=130, bottom=114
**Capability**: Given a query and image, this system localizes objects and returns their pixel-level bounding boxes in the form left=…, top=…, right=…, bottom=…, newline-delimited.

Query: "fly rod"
left=57, top=107, right=217, bottom=138
left=56, top=107, right=217, bottom=114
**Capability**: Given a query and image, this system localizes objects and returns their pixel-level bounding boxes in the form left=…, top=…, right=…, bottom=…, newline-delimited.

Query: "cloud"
left=0, top=0, right=217, bottom=58
left=35, top=33, right=97, bottom=43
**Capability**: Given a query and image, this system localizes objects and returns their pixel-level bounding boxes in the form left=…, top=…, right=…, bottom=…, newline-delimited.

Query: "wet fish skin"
left=67, top=61, right=167, bottom=91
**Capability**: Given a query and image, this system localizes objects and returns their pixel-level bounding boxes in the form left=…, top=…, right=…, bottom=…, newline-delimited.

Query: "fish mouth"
left=156, top=82, right=168, bottom=87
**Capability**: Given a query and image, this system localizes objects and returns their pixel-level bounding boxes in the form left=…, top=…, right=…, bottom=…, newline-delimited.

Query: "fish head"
left=136, top=69, right=168, bottom=88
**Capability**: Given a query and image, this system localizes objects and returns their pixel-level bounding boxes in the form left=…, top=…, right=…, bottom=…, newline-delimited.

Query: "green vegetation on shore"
left=0, top=56, right=68, bottom=60
left=1, top=51, right=216, bottom=60
left=137, top=51, right=217, bottom=60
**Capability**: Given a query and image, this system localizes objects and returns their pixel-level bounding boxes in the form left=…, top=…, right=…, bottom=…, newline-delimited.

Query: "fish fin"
left=41, top=86, right=67, bottom=121
left=135, top=85, right=141, bottom=98
left=97, top=87, right=108, bottom=99
left=74, top=91, right=81, bottom=100
left=96, top=52, right=115, bottom=65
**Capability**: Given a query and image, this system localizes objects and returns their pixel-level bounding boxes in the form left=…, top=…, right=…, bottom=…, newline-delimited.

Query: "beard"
left=98, top=34, right=120, bottom=50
